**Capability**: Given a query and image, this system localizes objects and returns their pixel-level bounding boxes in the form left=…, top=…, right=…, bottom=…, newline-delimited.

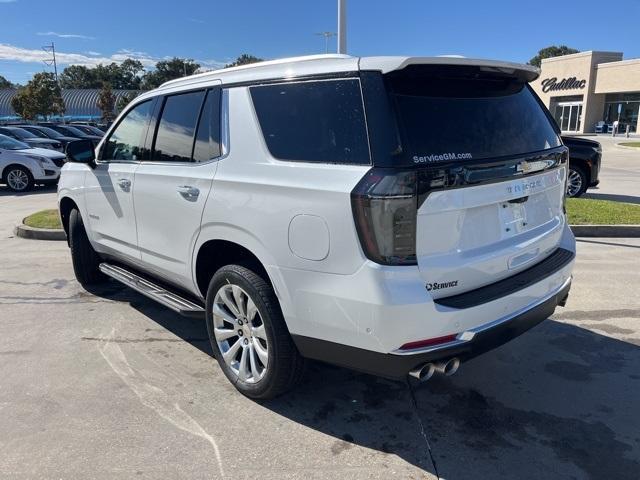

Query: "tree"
left=529, top=45, right=580, bottom=68
left=141, top=58, right=200, bottom=90
left=0, top=75, right=15, bottom=89
left=59, top=65, right=100, bottom=89
left=225, top=54, right=263, bottom=68
left=116, top=91, right=141, bottom=113
left=11, top=72, right=64, bottom=120
left=97, top=83, right=116, bottom=121
left=59, top=59, right=145, bottom=90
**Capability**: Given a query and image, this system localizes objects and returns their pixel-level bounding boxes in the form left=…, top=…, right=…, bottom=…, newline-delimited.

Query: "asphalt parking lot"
left=1, top=154, right=639, bottom=479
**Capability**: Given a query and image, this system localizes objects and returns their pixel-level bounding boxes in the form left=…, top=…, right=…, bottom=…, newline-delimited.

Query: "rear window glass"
left=387, top=66, right=561, bottom=164
left=250, top=79, right=370, bottom=164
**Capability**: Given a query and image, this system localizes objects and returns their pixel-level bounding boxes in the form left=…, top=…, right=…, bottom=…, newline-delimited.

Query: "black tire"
left=567, top=165, right=588, bottom=198
left=69, top=209, right=106, bottom=287
left=4, top=165, right=33, bottom=192
left=205, top=264, right=305, bottom=400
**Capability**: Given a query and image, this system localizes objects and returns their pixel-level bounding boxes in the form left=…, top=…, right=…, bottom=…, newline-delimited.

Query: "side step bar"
left=99, top=263, right=205, bottom=317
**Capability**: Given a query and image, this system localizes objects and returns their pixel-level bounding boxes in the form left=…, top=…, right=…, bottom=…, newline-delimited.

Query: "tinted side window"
left=250, top=79, right=370, bottom=164
left=153, top=91, right=205, bottom=162
left=103, top=100, right=152, bottom=161
left=193, top=89, right=222, bottom=162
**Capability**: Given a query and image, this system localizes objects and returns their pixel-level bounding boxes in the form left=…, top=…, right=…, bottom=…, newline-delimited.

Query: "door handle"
left=177, top=185, right=200, bottom=200
left=117, top=178, right=131, bottom=191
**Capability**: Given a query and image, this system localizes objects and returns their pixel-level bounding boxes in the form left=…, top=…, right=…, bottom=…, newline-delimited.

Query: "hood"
left=25, top=138, right=60, bottom=146
left=17, top=147, right=66, bottom=160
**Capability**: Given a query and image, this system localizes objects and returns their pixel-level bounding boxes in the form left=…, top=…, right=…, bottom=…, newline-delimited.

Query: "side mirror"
left=66, top=139, right=96, bottom=167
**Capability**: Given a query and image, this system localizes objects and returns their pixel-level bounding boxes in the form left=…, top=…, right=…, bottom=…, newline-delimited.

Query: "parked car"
left=0, top=134, right=64, bottom=191
left=41, top=124, right=102, bottom=146
left=68, top=124, right=105, bottom=137
left=561, top=136, right=602, bottom=197
left=0, top=126, right=63, bottom=151
left=17, top=125, right=80, bottom=149
left=58, top=55, right=575, bottom=399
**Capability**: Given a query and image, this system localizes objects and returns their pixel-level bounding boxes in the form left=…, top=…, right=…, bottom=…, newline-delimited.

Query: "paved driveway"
left=0, top=190, right=639, bottom=479
left=582, top=135, right=640, bottom=203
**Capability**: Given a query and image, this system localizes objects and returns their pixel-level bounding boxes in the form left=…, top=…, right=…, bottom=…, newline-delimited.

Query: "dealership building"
left=530, top=51, right=640, bottom=134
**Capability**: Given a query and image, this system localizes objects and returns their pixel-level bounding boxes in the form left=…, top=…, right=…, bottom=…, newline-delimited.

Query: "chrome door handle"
left=117, top=178, right=131, bottom=191
left=177, top=185, right=200, bottom=200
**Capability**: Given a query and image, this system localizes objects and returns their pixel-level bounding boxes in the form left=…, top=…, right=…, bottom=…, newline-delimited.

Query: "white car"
left=0, top=134, right=65, bottom=192
left=58, top=55, right=575, bottom=399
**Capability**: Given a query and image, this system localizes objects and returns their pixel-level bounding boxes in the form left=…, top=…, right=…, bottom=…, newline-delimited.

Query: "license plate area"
left=498, top=200, right=528, bottom=239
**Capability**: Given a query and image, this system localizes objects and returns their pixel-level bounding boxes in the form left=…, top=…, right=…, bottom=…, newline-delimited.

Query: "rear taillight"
left=351, top=168, right=418, bottom=265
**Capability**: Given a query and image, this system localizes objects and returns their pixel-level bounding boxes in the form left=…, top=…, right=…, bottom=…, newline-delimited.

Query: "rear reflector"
left=399, top=334, right=458, bottom=351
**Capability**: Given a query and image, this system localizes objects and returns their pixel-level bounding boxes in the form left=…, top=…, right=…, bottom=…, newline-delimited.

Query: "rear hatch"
left=376, top=64, right=567, bottom=299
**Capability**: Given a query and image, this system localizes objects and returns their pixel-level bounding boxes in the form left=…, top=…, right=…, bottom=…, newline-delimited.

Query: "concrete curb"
left=14, top=223, right=66, bottom=241
left=570, top=224, right=640, bottom=237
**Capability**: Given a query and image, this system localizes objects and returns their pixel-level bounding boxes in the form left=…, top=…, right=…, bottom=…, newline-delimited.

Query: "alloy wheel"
left=566, top=169, right=583, bottom=197
left=7, top=169, right=29, bottom=191
left=212, top=284, right=269, bottom=383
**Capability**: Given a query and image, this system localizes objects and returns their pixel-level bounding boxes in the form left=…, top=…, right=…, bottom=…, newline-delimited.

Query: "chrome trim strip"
left=392, top=276, right=572, bottom=356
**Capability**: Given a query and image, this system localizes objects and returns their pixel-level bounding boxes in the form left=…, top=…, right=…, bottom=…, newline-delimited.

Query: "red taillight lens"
left=399, top=334, right=458, bottom=351
left=351, top=168, right=417, bottom=265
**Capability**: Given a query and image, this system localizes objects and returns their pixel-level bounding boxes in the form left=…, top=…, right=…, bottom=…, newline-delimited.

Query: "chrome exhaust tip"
left=433, top=357, right=460, bottom=377
left=409, top=363, right=436, bottom=382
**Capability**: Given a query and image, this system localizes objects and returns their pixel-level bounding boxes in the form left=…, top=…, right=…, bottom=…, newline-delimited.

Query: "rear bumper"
left=293, top=277, right=571, bottom=379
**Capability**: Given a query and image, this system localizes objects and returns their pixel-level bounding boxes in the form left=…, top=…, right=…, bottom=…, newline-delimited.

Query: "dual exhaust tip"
left=409, top=357, right=460, bottom=382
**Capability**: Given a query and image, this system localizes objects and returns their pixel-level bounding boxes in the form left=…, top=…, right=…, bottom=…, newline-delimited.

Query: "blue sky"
left=1, top=0, right=639, bottom=84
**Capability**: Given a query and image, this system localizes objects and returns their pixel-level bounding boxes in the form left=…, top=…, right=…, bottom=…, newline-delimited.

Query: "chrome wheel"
left=7, top=168, right=29, bottom=191
left=566, top=168, right=583, bottom=197
left=212, top=284, right=268, bottom=383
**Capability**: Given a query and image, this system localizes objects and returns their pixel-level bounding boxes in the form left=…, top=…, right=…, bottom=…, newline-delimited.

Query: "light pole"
left=337, top=0, right=347, bottom=54
left=315, top=32, right=336, bottom=54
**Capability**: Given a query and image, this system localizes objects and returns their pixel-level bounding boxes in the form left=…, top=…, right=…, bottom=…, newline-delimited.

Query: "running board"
left=99, top=263, right=205, bottom=317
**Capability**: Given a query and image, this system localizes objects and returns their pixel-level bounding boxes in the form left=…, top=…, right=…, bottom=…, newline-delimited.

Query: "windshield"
left=8, top=128, right=37, bottom=139
left=34, top=126, right=62, bottom=138
left=386, top=65, right=561, bottom=165
left=85, top=126, right=105, bottom=135
left=20, top=127, right=48, bottom=138
left=60, top=126, right=86, bottom=136
left=0, top=134, right=30, bottom=150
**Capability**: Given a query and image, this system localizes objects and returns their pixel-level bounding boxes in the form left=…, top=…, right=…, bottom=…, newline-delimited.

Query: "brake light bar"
left=399, top=334, right=458, bottom=351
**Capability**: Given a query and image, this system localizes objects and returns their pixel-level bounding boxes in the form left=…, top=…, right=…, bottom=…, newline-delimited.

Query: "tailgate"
left=416, top=165, right=567, bottom=299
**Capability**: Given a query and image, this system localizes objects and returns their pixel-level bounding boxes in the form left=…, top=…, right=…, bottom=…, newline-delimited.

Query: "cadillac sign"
left=541, top=76, right=586, bottom=93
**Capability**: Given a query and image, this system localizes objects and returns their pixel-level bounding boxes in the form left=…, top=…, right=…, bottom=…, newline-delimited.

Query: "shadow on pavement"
left=583, top=192, right=640, bottom=205
left=91, top=281, right=640, bottom=479
left=0, top=184, right=58, bottom=197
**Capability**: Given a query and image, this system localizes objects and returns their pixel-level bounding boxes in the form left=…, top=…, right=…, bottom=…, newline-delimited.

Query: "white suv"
left=58, top=55, right=575, bottom=399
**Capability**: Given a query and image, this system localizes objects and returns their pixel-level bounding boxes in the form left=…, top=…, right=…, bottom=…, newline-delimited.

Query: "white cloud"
left=187, top=18, right=205, bottom=24
left=0, top=43, right=157, bottom=67
left=0, top=43, right=226, bottom=71
left=37, top=31, right=95, bottom=40
left=84, top=51, right=102, bottom=56
left=0, top=0, right=18, bottom=3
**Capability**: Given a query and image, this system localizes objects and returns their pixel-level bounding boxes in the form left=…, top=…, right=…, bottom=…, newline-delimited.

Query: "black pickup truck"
left=562, top=136, right=602, bottom=197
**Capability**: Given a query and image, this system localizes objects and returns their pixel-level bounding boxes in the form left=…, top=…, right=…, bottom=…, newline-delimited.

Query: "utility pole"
left=337, top=0, right=347, bottom=54
left=315, top=32, right=336, bottom=54
left=42, top=42, right=59, bottom=83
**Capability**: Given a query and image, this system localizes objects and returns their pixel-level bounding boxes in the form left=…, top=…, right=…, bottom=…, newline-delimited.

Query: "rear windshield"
left=386, top=66, right=561, bottom=164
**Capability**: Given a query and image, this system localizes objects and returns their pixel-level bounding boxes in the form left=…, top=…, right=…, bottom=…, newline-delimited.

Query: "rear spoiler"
left=359, top=56, right=540, bottom=82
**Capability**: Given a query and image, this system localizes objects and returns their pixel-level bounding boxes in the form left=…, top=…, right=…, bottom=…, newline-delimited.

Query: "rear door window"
left=250, top=79, right=370, bottom=165
left=386, top=65, right=561, bottom=165
left=153, top=90, right=206, bottom=162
